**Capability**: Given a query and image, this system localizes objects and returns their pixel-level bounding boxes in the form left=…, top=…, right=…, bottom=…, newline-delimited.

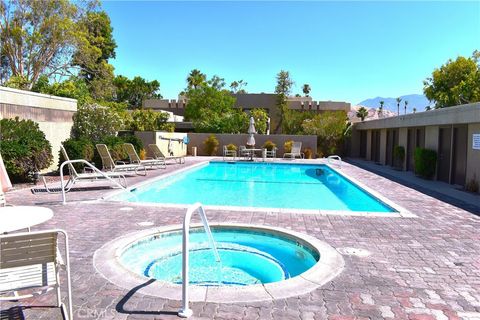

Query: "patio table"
left=242, top=148, right=263, bottom=161
left=0, top=206, right=53, bottom=233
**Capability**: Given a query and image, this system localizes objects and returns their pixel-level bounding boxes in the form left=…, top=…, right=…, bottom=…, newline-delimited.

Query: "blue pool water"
left=120, top=227, right=319, bottom=285
left=112, top=162, right=395, bottom=212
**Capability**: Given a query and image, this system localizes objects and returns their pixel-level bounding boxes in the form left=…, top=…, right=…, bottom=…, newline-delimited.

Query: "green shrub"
left=263, top=140, right=276, bottom=151
left=72, top=103, right=123, bottom=142
left=414, top=148, right=437, bottom=179
left=203, top=135, right=219, bottom=156
left=284, top=140, right=294, bottom=153
left=226, top=143, right=237, bottom=151
left=393, top=145, right=405, bottom=168
left=465, top=174, right=479, bottom=193
left=59, top=138, right=94, bottom=173
left=0, top=117, right=53, bottom=182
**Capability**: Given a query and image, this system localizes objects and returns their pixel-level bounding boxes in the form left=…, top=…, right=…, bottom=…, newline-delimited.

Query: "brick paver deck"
left=1, top=158, right=479, bottom=320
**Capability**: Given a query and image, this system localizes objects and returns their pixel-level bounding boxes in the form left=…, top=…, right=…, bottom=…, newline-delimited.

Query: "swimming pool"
left=110, top=162, right=396, bottom=213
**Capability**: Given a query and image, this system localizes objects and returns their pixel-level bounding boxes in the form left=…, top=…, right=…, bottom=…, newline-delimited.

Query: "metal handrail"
left=327, top=155, right=342, bottom=168
left=178, top=203, right=220, bottom=318
left=60, top=160, right=126, bottom=204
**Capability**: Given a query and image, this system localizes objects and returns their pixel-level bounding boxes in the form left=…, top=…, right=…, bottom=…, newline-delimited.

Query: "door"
left=437, top=127, right=452, bottom=183
left=451, top=125, right=468, bottom=186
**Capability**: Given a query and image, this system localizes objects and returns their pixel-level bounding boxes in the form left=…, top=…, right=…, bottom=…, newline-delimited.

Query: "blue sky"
left=103, top=1, right=480, bottom=104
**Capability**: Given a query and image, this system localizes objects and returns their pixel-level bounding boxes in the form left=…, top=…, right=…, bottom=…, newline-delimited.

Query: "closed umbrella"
left=247, top=116, right=256, bottom=146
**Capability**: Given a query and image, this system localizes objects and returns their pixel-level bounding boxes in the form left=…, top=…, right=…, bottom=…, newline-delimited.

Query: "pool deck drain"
left=2, top=157, right=480, bottom=320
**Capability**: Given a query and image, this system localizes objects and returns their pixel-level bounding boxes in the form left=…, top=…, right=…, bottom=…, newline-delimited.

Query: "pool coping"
left=93, top=223, right=345, bottom=303
left=102, top=159, right=415, bottom=218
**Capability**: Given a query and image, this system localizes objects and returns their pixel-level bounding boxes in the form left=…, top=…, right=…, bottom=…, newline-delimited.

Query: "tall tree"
left=0, top=0, right=86, bottom=89
left=187, top=69, right=206, bottom=89
left=424, top=51, right=480, bottom=108
left=73, top=10, right=117, bottom=100
left=356, top=106, right=368, bottom=121
left=230, top=80, right=247, bottom=94
left=413, top=107, right=417, bottom=113
left=274, top=70, right=294, bottom=133
left=302, top=84, right=311, bottom=97
left=208, top=75, right=225, bottom=90
left=379, top=100, right=384, bottom=117
left=404, top=100, right=408, bottom=114
left=113, top=75, right=161, bottom=109
left=396, top=97, right=402, bottom=116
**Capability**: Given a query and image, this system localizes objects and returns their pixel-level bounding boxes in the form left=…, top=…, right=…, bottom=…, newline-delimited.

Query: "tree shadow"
left=115, top=279, right=178, bottom=316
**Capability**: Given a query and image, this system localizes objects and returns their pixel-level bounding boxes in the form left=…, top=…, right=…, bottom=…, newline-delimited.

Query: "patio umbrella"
left=247, top=116, right=256, bottom=146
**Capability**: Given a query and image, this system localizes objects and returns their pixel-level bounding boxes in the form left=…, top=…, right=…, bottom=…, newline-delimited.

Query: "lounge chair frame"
left=0, top=229, right=73, bottom=320
left=123, top=143, right=166, bottom=169
left=148, top=144, right=185, bottom=164
left=96, top=144, right=147, bottom=175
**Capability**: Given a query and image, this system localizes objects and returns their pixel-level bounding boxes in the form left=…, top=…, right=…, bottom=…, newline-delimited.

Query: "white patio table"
left=242, top=148, right=263, bottom=161
left=0, top=206, right=53, bottom=233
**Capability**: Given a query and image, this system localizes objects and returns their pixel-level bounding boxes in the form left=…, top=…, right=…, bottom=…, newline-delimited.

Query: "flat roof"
left=354, top=102, right=480, bottom=130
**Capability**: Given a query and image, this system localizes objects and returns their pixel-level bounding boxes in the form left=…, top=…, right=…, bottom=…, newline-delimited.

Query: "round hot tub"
left=121, top=227, right=318, bottom=286
left=94, top=224, right=344, bottom=302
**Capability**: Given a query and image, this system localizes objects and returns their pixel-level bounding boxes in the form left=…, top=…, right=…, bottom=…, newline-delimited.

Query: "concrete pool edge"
left=102, top=159, right=415, bottom=218
left=93, top=223, right=345, bottom=303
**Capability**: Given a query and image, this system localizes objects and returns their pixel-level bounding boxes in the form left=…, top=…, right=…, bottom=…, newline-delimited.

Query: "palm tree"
left=379, top=100, right=384, bottom=117
left=404, top=100, right=408, bottom=114
left=396, top=97, right=402, bottom=116
left=413, top=107, right=417, bottom=113
left=187, top=69, right=206, bottom=89
left=302, top=84, right=311, bottom=97
left=356, top=106, right=368, bottom=121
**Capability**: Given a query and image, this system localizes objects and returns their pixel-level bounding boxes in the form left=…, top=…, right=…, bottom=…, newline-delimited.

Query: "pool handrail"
left=327, top=155, right=342, bottom=168
left=179, top=203, right=220, bottom=318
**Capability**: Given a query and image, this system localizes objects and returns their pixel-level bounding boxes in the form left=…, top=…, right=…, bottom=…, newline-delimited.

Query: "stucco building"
left=349, top=102, right=480, bottom=192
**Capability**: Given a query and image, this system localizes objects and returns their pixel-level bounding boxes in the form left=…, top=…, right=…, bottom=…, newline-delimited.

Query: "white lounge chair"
left=96, top=144, right=147, bottom=176
left=0, top=229, right=73, bottom=320
left=223, top=145, right=236, bottom=161
left=148, top=144, right=185, bottom=164
left=123, top=143, right=166, bottom=169
left=283, top=141, right=304, bottom=159
left=60, top=145, right=127, bottom=188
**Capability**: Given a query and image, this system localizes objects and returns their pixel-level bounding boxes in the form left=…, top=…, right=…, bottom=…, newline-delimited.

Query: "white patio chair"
left=0, top=229, right=73, bottom=320
left=238, top=145, right=250, bottom=160
left=283, top=142, right=305, bottom=159
left=265, top=147, right=277, bottom=159
left=223, top=145, right=236, bottom=161
left=123, top=143, right=166, bottom=169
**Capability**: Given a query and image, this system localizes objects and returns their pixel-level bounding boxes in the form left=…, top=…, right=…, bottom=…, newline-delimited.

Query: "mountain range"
left=358, top=94, right=433, bottom=114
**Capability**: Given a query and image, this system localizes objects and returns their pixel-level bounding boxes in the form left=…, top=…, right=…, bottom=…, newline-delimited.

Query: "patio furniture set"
left=223, top=141, right=305, bottom=161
